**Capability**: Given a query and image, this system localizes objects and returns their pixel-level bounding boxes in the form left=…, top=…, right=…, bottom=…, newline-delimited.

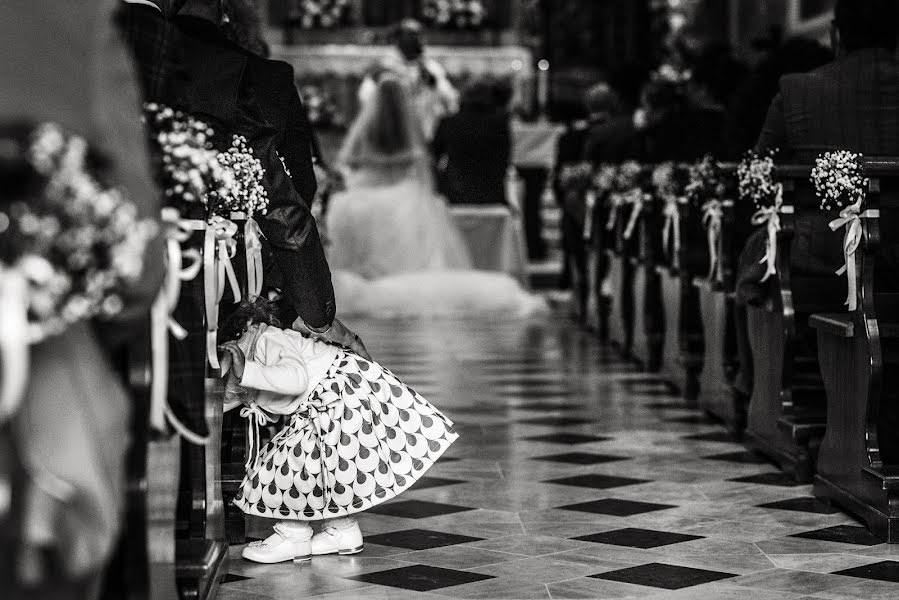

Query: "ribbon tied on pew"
left=661, top=195, right=683, bottom=269
left=583, top=190, right=597, bottom=242
left=0, top=264, right=30, bottom=424
left=204, top=215, right=241, bottom=371
left=750, top=182, right=784, bottom=283
left=702, top=199, right=724, bottom=282
left=623, top=189, right=647, bottom=240
left=606, top=192, right=624, bottom=231
left=828, top=198, right=879, bottom=311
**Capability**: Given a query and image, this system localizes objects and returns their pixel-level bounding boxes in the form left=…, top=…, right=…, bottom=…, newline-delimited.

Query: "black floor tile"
left=645, top=401, right=695, bottom=410
left=591, top=562, right=737, bottom=589
left=366, top=500, right=476, bottom=519
left=411, top=476, right=467, bottom=491
left=559, top=498, right=677, bottom=517
left=532, top=453, right=630, bottom=466
left=757, top=497, right=841, bottom=515
left=522, top=433, right=611, bottom=445
left=683, top=431, right=739, bottom=443
left=833, top=560, right=899, bottom=583
left=545, top=474, right=650, bottom=490
left=350, top=564, right=494, bottom=592
left=791, top=525, right=883, bottom=546
left=575, top=528, right=704, bottom=549
left=517, top=417, right=594, bottom=427
left=221, top=574, right=253, bottom=584
left=629, top=388, right=679, bottom=397
left=620, top=378, right=670, bottom=387
left=365, top=529, right=484, bottom=551
left=729, top=472, right=804, bottom=487
left=704, top=451, right=770, bottom=465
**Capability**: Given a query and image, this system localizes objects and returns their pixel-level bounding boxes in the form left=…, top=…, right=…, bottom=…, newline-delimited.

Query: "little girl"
left=218, top=299, right=458, bottom=564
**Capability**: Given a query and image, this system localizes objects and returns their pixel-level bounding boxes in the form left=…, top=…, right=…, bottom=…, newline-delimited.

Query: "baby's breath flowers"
left=738, top=149, right=781, bottom=210
left=615, top=160, right=642, bottom=193
left=212, top=135, right=270, bottom=218
left=559, top=162, right=594, bottom=191
left=593, top=164, right=618, bottom=193
left=3, top=123, right=157, bottom=342
left=143, top=103, right=226, bottom=208
left=685, top=155, right=726, bottom=206
left=811, top=151, right=868, bottom=212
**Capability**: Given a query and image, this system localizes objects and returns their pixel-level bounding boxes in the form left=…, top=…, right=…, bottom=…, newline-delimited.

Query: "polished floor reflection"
left=220, top=314, right=899, bottom=599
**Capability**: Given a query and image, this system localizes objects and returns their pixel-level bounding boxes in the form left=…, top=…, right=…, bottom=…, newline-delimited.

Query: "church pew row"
left=810, top=158, right=899, bottom=541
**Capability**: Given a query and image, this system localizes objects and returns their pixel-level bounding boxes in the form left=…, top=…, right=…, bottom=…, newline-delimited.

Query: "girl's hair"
left=219, top=297, right=281, bottom=342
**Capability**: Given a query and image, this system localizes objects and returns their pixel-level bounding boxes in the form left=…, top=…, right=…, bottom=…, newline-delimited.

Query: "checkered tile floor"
left=220, top=314, right=899, bottom=599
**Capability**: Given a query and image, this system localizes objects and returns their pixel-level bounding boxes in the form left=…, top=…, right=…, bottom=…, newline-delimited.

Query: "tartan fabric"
left=117, top=3, right=184, bottom=103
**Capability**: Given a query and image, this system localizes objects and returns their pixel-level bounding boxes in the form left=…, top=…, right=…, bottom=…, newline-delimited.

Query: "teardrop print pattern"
left=233, top=349, right=457, bottom=520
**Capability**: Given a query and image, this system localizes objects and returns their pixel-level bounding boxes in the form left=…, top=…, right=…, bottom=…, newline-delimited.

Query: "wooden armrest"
left=809, top=313, right=855, bottom=338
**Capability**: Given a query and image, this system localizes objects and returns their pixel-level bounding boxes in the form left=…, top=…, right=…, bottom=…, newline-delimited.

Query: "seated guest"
left=583, top=83, right=641, bottom=164
left=734, top=0, right=899, bottom=399
left=432, top=79, right=511, bottom=206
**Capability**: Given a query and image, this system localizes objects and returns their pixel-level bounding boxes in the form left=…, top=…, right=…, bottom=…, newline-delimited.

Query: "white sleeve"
left=240, top=331, right=309, bottom=396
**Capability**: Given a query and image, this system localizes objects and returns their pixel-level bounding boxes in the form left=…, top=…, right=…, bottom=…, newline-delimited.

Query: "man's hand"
left=293, top=316, right=372, bottom=361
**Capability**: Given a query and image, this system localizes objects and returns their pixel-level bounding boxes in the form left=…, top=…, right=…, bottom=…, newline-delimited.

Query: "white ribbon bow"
left=828, top=200, right=879, bottom=311
left=244, top=218, right=265, bottom=300
left=204, top=216, right=241, bottom=370
left=583, top=190, right=597, bottom=242
left=606, top=193, right=624, bottom=231
left=702, top=199, right=724, bottom=282
left=0, top=265, right=29, bottom=424
left=623, top=189, right=646, bottom=240
left=240, top=402, right=277, bottom=472
left=661, top=195, right=682, bottom=269
left=750, top=183, right=784, bottom=283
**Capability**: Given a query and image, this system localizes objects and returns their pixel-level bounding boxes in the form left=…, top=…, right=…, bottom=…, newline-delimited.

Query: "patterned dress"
left=233, top=348, right=457, bottom=520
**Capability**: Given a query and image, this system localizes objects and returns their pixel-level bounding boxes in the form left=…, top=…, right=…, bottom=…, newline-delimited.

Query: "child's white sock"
left=275, top=521, right=313, bottom=541
left=323, top=516, right=358, bottom=531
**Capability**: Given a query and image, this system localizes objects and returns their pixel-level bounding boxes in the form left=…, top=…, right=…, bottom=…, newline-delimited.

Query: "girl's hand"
left=219, top=342, right=246, bottom=379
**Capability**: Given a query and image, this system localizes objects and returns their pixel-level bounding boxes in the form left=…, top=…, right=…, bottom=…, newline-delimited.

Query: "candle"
left=537, top=59, right=550, bottom=116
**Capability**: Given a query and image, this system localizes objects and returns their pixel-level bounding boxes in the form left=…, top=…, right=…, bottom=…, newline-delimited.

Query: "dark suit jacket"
left=742, top=48, right=899, bottom=300
left=757, top=48, right=899, bottom=161
left=582, top=115, right=641, bottom=164
left=432, top=108, right=511, bottom=205
left=171, top=15, right=336, bottom=329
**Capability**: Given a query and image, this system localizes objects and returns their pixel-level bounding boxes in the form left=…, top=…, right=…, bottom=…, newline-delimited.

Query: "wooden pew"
left=744, top=165, right=846, bottom=482
left=811, top=158, right=899, bottom=542
left=606, top=195, right=636, bottom=359
left=631, top=188, right=665, bottom=372
left=695, top=164, right=744, bottom=434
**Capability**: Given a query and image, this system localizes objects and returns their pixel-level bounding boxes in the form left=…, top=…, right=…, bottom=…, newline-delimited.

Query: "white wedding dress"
left=326, top=164, right=547, bottom=318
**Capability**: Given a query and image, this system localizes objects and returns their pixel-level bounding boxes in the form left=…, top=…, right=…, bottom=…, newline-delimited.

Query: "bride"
left=325, top=75, right=546, bottom=318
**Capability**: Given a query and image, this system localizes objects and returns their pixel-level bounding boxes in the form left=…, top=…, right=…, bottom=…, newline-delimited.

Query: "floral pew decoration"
left=653, top=162, right=688, bottom=270
left=0, top=123, right=158, bottom=422
left=811, top=151, right=873, bottom=312
left=612, top=160, right=646, bottom=240
left=740, top=149, right=783, bottom=283
left=686, top=155, right=727, bottom=282
left=558, top=162, right=596, bottom=242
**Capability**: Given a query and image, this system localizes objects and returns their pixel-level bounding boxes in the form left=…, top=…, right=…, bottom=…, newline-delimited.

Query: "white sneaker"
left=242, top=523, right=312, bottom=564
left=311, top=520, right=364, bottom=556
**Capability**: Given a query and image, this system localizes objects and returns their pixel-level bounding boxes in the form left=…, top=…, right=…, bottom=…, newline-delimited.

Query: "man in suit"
left=432, top=79, right=511, bottom=206
left=1, top=1, right=164, bottom=597
left=735, top=0, right=899, bottom=402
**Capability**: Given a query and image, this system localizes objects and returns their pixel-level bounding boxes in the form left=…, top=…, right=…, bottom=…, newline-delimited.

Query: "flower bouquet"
left=211, top=135, right=269, bottom=219
left=812, top=151, right=871, bottom=311
left=687, top=155, right=727, bottom=281
left=291, top=0, right=351, bottom=30
left=740, top=149, right=783, bottom=282
left=1, top=123, right=157, bottom=344
left=653, top=162, right=687, bottom=265
left=423, top=0, right=488, bottom=31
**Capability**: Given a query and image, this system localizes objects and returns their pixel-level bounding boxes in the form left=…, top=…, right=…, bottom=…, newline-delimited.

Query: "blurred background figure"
left=432, top=78, right=512, bottom=206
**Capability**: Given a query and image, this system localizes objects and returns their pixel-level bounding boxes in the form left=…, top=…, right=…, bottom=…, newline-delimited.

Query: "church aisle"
left=220, top=315, right=899, bottom=600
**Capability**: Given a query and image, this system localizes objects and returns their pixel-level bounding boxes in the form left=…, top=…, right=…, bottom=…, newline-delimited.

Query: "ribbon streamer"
left=204, top=216, right=240, bottom=370
left=244, top=218, right=264, bottom=300
left=702, top=199, right=723, bottom=282
left=828, top=201, right=879, bottom=311
left=661, top=196, right=682, bottom=269
left=606, top=193, right=623, bottom=231
left=0, top=266, right=29, bottom=424
left=623, top=190, right=645, bottom=240
left=750, top=184, right=784, bottom=283
left=240, top=403, right=277, bottom=472
left=583, top=190, right=597, bottom=242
